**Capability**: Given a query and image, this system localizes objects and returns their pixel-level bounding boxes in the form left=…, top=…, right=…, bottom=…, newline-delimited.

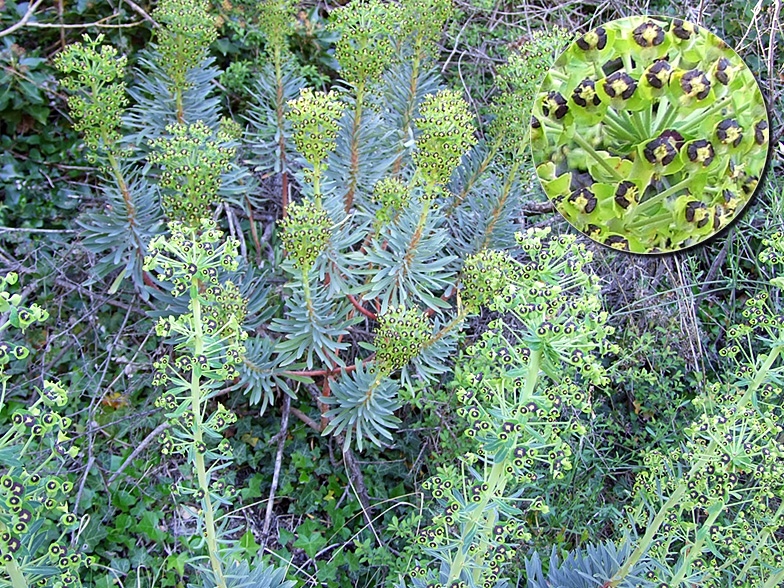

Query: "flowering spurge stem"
left=479, top=155, right=522, bottom=251
left=446, top=461, right=508, bottom=585
left=570, top=132, right=624, bottom=182
left=54, top=35, right=137, bottom=223
left=614, top=290, right=784, bottom=588
left=6, top=558, right=25, bottom=588
left=144, top=220, right=247, bottom=587
left=188, top=280, right=226, bottom=588
left=1, top=275, right=87, bottom=588
left=667, top=502, right=723, bottom=586
left=345, top=82, right=365, bottom=212
left=411, top=229, right=616, bottom=587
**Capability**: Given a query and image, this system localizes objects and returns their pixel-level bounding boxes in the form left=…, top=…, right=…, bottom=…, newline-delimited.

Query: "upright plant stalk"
left=275, top=55, right=289, bottom=217
left=479, top=156, right=522, bottom=251
left=410, top=231, right=615, bottom=586
left=391, top=48, right=421, bottom=177
left=612, top=339, right=784, bottom=587
left=146, top=220, right=247, bottom=587
left=345, top=81, right=366, bottom=212
left=189, top=281, right=227, bottom=588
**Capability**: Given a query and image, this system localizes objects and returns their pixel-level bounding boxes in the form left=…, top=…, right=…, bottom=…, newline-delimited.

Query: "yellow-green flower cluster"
left=460, top=249, right=518, bottom=312
left=398, top=0, right=453, bottom=59
left=371, top=176, right=410, bottom=227
left=286, top=89, right=343, bottom=170
left=277, top=200, right=332, bottom=270
left=329, top=0, right=397, bottom=86
left=148, top=121, right=235, bottom=225
left=153, top=0, right=218, bottom=88
left=759, top=230, right=784, bottom=288
left=0, top=273, right=48, bottom=382
left=54, top=34, right=128, bottom=156
left=0, top=469, right=87, bottom=582
left=258, top=0, right=296, bottom=60
left=491, top=27, right=571, bottom=152
left=414, top=89, right=477, bottom=189
left=145, top=220, right=246, bottom=385
left=144, top=219, right=240, bottom=294
left=373, top=306, right=430, bottom=374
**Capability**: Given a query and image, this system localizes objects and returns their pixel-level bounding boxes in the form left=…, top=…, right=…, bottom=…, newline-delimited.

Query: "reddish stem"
left=347, top=293, right=377, bottom=320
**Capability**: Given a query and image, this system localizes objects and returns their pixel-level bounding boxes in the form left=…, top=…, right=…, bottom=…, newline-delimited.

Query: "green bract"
left=532, top=16, right=769, bottom=253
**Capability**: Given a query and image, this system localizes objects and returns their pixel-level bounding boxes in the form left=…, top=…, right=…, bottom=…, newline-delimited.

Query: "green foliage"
left=525, top=541, right=650, bottom=588
left=4, top=2, right=781, bottom=588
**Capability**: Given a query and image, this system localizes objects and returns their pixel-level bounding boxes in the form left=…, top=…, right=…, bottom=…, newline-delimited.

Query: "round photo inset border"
left=530, top=15, right=770, bottom=254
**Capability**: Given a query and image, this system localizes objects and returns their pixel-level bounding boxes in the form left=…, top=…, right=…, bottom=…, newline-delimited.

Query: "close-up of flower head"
left=531, top=15, right=770, bottom=254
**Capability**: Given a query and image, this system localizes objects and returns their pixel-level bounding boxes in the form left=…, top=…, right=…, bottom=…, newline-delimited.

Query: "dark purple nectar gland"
left=644, top=135, right=678, bottom=166
left=754, top=120, right=768, bottom=145
left=681, top=69, right=711, bottom=100
left=741, top=175, right=759, bottom=195
left=604, top=235, right=629, bottom=250
left=687, top=139, right=715, bottom=166
left=632, top=21, right=665, bottom=48
left=714, top=57, right=731, bottom=85
left=672, top=19, right=698, bottom=40
left=585, top=224, right=602, bottom=237
left=569, top=187, right=598, bottom=214
left=576, top=26, right=607, bottom=51
left=645, top=59, right=672, bottom=89
left=615, top=180, right=639, bottom=208
left=572, top=79, right=601, bottom=107
left=543, top=91, right=568, bottom=119
left=712, top=205, right=723, bottom=230
left=716, top=119, right=743, bottom=148
left=604, top=71, right=637, bottom=100
left=685, top=200, right=710, bottom=228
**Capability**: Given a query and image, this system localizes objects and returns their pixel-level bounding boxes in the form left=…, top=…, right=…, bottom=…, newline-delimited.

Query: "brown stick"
left=107, top=422, right=171, bottom=485
left=262, top=394, right=290, bottom=542
left=290, top=405, right=321, bottom=432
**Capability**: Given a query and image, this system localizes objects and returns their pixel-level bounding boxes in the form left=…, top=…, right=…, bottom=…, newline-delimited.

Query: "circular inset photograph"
left=531, top=15, right=770, bottom=253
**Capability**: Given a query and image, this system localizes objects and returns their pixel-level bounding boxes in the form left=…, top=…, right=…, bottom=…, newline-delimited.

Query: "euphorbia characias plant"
left=0, top=274, right=87, bottom=588
left=532, top=15, right=769, bottom=253
left=402, top=228, right=627, bottom=588
left=143, top=220, right=252, bottom=587
left=616, top=290, right=784, bottom=586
